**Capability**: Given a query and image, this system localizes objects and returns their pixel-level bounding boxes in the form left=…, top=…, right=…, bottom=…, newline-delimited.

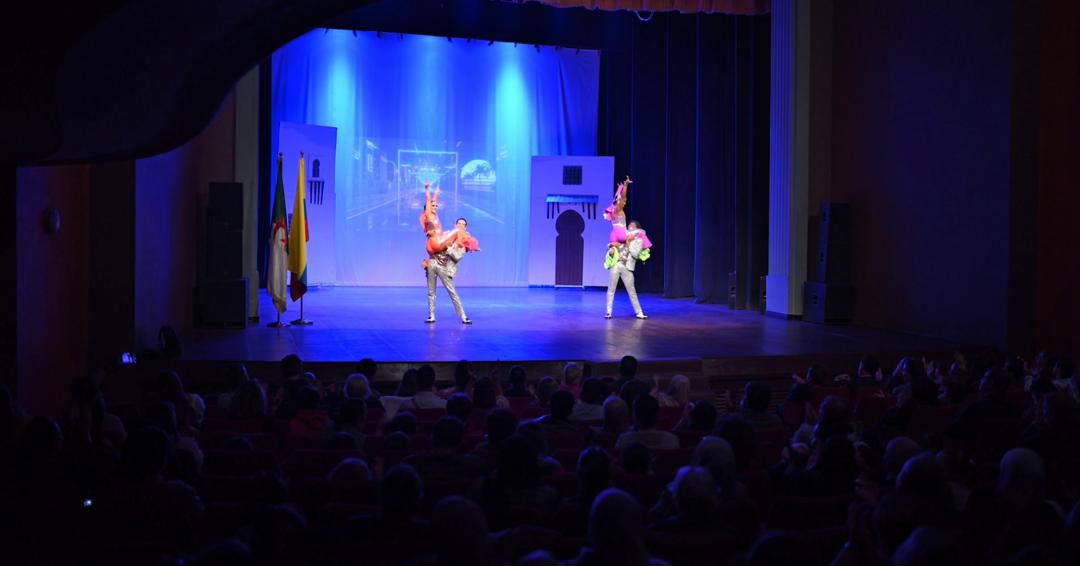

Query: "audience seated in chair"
left=616, top=394, right=678, bottom=451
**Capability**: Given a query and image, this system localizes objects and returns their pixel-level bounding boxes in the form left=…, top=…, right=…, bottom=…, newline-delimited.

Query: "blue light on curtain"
left=271, top=30, right=600, bottom=286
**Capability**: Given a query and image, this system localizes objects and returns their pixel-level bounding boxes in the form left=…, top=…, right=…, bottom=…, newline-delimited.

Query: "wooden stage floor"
left=181, top=287, right=959, bottom=364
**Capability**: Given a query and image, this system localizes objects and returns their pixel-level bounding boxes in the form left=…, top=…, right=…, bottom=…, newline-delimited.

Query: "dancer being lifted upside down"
left=419, top=182, right=479, bottom=324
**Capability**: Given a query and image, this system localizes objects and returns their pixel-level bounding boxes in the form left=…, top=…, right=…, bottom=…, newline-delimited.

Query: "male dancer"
left=605, top=220, right=648, bottom=319
left=420, top=182, right=475, bottom=324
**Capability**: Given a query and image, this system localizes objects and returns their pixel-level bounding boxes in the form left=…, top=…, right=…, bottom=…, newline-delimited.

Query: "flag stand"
left=267, top=310, right=290, bottom=328
left=291, top=296, right=313, bottom=326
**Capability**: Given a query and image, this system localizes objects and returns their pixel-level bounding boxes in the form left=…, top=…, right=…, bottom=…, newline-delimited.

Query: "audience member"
left=570, top=378, right=606, bottom=423
left=740, top=381, right=782, bottom=429
left=616, top=394, right=678, bottom=451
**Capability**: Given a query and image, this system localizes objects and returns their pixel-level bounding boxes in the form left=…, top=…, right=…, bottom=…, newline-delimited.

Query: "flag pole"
left=291, top=296, right=313, bottom=326
left=267, top=309, right=289, bottom=328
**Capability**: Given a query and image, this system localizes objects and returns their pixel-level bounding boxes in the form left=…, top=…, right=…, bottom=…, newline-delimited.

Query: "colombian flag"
left=287, top=152, right=308, bottom=301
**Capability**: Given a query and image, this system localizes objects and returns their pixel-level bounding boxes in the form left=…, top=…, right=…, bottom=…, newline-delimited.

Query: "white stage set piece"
left=527, top=156, right=615, bottom=288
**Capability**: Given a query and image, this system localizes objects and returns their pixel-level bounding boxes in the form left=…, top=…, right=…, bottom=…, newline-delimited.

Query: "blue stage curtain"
left=271, top=30, right=599, bottom=286
left=600, top=13, right=769, bottom=306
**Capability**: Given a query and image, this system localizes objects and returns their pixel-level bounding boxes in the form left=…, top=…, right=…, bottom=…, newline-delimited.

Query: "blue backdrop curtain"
left=270, top=30, right=599, bottom=286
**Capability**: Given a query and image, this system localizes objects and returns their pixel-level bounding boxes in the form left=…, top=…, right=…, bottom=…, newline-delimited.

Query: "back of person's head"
left=602, top=396, right=630, bottom=433
left=225, top=364, right=250, bottom=390
left=895, top=357, right=925, bottom=381
left=327, top=457, right=371, bottom=481
left=896, top=452, right=948, bottom=502
left=563, top=362, right=583, bottom=386
left=280, top=354, right=303, bottom=379
left=580, top=378, right=606, bottom=405
left=157, top=370, right=185, bottom=400
left=620, top=379, right=650, bottom=409
left=536, top=377, right=558, bottom=408
left=588, top=489, right=649, bottom=564
left=446, top=393, right=473, bottom=421
left=251, top=504, right=308, bottom=566
left=714, top=415, right=757, bottom=471
left=396, top=369, right=419, bottom=397
left=689, top=400, right=718, bottom=430
left=472, top=376, right=497, bottom=409
left=508, top=365, right=527, bottom=388
left=229, top=381, right=268, bottom=419
left=381, top=464, right=423, bottom=513
left=817, top=433, right=856, bottom=469
left=874, top=492, right=941, bottom=555
left=122, top=425, right=171, bottom=480
left=433, top=416, right=465, bottom=450
left=998, top=447, right=1046, bottom=502
left=344, top=373, right=372, bottom=400
left=144, top=400, right=180, bottom=439
left=632, top=394, right=660, bottom=429
left=744, top=381, right=772, bottom=413
left=892, top=526, right=971, bottom=566
left=416, top=365, right=437, bottom=391
left=619, top=441, right=652, bottom=475
left=746, top=531, right=810, bottom=566
left=940, top=374, right=968, bottom=404
left=667, top=374, right=691, bottom=401
left=981, top=368, right=1012, bottom=398
left=453, top=360, right=473, bottom=390
left=549, top=390, right=575, bottom=419
left=484, top=408, right=519, bottom=447
left=577, top=447, right=612, bottom=500
left=497, top=434, right=540, bottom=487
left=858, top=356, right=881, bottom=377
left=673, top=466, right=718, bottom=521
left=884, top=436, right=921, bottom=481
left=298, top=386, right=320, bottom=411
left=806, top=364, right=829, bottom=386
left=388, top=412, right=417, bottom=436
left=355, top=358, right=378, bottom=381
left=619, top=355, right=638, bottom=380
left=327, top=432, right=359, bottom=450
left=190, top=539, right=252, bottom=566
left=691, top=435, right=738, bottom=493
left=338, top=398, right=367, bottom=428
left=516, top=421, right=551, bottom=457
left=431, top=496, right=492, bottom=565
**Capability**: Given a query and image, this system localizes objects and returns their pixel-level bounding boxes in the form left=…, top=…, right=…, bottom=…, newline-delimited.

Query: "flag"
left=287, top=152, right=308, bottom=301
left=268, top=153, right=289, bottom=314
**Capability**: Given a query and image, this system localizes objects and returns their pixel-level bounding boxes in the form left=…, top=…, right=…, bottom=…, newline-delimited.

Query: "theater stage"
left=181, top=287, right=958, bottom=365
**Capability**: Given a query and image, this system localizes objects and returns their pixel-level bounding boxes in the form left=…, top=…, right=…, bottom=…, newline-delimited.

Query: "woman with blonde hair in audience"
left=656, top=374, right=691, bottom=409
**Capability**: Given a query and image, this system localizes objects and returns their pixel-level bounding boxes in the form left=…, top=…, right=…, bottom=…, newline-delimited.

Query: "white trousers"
left=427, top=263, right=465, bottom=319
left=606, top=263, right=643, bottom=316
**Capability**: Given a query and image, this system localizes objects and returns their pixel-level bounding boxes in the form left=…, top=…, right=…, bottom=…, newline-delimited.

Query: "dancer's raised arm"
left=615, top=176, right=631, bottom=214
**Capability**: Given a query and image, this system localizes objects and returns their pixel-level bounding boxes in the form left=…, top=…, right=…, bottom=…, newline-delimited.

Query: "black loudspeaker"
left=206, top=231, right=242, bottom=279
left=803, top=281, right=854, bottom=324
left=196, top=278, right=248, bottom=328
left=816, top=202, right=852, bottom=283
left=206, top=182, right=243, bottom=279
left=728, top=272, right=737, bottom=309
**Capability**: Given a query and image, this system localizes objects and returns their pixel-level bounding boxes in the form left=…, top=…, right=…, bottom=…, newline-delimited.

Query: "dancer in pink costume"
left=602, top=175, right=632, bottom=244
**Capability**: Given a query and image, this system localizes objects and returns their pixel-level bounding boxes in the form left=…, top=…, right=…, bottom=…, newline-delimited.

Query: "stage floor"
left=180, top=287, right=959, bottom=363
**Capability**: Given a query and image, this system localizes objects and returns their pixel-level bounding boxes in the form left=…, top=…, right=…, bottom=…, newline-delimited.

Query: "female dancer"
left=602, top=175, right=631, bottom=244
